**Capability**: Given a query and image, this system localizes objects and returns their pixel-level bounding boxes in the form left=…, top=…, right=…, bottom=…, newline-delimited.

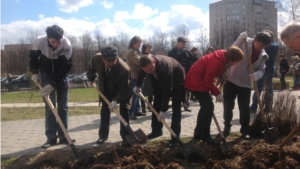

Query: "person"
left=222, top=31, right=272, bottom=140
left=141, top=44, right=153, bottom=110
left=168, top=37, right=198, bottom=111
left=86, top=46, right=132, bottom=146
left=6, top=73, right=13, bottom=91
left=206, top=47, right=215, bottom=54
left=279, top=54, right=290, bottom=90
left=185, top=46, right=244, bottom=145
left=190, top=47, right=199, bottom=58
left=134, top=55, right=186, bottom=147
left=126, top=36, right=145, bottom=120
left=280, top=22, right=300, bottom=52
left=250, top=30, right=278, bottom=113
left=29, top=25, right=74, bottom=148
left=292, top=55, right=300, bottom=90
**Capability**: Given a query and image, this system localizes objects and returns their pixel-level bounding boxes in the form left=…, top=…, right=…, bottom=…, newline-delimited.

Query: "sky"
left=1, top=0, right=220, bottom=47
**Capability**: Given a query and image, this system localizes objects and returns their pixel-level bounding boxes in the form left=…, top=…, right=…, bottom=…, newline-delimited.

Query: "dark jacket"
left=280, top=58, right=290, bottom=72
left=136, top=55, right=186, bottom=112
left=264, top=41, right=279, bottom=74
left=168, top=47, right=198, bottom=72
left=29, top=35, right=72, bottom=86
left=87, top=53, right=132, bottom=109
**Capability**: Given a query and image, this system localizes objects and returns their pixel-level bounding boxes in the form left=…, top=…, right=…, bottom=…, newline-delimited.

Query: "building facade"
left=209, top=0, right=277, bottom=49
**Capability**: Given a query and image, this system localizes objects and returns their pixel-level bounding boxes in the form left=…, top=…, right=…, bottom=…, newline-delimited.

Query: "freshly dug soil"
left=2, top=133, right=300, bottom=169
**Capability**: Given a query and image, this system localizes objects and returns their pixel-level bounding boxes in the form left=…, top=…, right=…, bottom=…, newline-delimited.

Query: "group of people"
left=28, top=21, right=300, bottom=149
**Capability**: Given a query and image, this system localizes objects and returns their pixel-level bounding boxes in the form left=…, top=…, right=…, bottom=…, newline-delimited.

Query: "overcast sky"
left=1, top=0, right=223, bottom=47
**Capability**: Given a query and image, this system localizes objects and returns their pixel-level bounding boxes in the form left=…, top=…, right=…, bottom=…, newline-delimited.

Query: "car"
left=72, top=72, right=87, bottom=83
left=8, top=74, right=31, bottom=91
left=68, top=74, right=76, bottom=82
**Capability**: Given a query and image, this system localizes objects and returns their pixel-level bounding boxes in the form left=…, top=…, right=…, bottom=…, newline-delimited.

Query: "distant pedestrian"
left=292, top=54, right=300, bottom=90
left=279, top=54, right=290, bottom=90
left=206, top=47, right=215, bottom=54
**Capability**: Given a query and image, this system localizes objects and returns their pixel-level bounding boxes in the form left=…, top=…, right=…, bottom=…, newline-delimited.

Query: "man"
left=29, top=25, right=74, bottom=148
left=134, top=55, right=186, bottom=147
left=279, top=54, right=290, bottom=90
left=86, top=46, right=132, bottom=146
left=168, top=37, right=198, bottom=111
left=250, top=30, right=278, bottom=113
left=223, top=31, right=272, bottom=140
left=280, top=22, right=300, bottom=52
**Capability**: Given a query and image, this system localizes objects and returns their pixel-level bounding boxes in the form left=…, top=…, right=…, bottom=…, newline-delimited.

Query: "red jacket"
left=184, top=50, right=227, bottom=96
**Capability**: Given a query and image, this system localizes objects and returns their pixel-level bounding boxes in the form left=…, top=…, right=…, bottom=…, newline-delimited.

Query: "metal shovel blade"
left=69, top=144, right=88, bottom=161
left=220, top=144, right=233, bottom=154
left=262, top=127, right=277, bottom=144
left=125, top=128, right=148, bottom=145
left=178, top=142, right=195, bottom=157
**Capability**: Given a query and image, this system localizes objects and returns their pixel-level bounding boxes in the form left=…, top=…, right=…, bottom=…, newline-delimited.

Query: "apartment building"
left=209, top=0, right=277, bottom=48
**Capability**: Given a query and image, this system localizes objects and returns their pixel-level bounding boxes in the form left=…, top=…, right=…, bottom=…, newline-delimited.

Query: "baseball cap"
left=177, top=37, right=188, bottom=43
left=101, top=46, right=118, bottom=61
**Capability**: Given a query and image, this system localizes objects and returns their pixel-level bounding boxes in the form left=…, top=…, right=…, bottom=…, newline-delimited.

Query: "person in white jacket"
left=222, top=31, right=272, bottom=140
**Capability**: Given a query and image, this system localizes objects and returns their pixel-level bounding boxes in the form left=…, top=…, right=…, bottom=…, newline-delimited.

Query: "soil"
left=2, top=133, right=300, bottom=169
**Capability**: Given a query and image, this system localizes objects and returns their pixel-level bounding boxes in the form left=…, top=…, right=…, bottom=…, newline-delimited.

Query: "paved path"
left=1, top=91, right=299, bottom=158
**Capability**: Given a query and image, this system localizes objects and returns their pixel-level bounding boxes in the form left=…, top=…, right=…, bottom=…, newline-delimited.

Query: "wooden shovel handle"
left=279, top=122, right=300, bottom=148
left=243, top=39, right=267, bottom=123
left=38, top=82, right=73, bottom=144
left=92, top=83, right=129, bottom=126
left=137, top=92, right=178, bottom=138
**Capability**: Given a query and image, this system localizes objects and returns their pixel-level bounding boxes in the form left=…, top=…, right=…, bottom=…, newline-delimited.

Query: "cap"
left=101, top=46, right=118, bottom=61
left=177, top=37, right=188, bottom=43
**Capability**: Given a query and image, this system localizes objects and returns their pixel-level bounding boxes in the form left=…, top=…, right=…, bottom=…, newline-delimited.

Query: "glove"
left=215, top=93, right=224, bottom=103
left=249, top=72, right=260, bottom=81
left=157, top=111, right=166, bottom=122
left=133, top=86, right=141, bottom=94
left=109, top=101, right=118, bottom=110
left=238, top=32, right=248, bottom=40
left=87, top=81, right=93, bottom=88
left=41, top=84, right=54, bottom=96
left=31, top=74, right=41, bottom=86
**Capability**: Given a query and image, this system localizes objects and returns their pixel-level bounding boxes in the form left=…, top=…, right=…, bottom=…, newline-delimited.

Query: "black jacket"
left=279, top=58, right=290, bottom=72
left=167, top=47, right=198, bottom=72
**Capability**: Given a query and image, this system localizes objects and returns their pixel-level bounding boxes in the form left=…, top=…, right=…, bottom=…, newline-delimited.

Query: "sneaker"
left=42, top=139, right=57, bottom=149
left=134, top=112, right=146, bottom=116
left=223, top=126, right=231, bottom=137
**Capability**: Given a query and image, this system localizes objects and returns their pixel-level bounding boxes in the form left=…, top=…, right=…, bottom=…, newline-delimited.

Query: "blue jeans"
left=294, top=74, right=300, bottom=87
left=41, top=73, right=69, bottom=141
left=129, top=79, right=140, bottom=116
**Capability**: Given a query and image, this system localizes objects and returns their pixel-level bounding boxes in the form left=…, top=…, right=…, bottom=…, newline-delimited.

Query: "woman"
left=184, top=46, right=244, bottom=145
left=279, top=54, right=290, bottom=90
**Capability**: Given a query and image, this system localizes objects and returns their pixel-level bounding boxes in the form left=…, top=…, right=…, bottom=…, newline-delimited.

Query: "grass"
left=1, top=107, right=100, bottom=121
left=1, top=88, right=98, bottom=104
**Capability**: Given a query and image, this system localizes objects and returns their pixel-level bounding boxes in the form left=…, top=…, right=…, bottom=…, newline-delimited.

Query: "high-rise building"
left=209, top=0, right=277, bottom=48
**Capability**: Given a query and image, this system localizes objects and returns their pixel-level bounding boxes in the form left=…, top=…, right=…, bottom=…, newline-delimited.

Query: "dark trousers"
left=192, top=91, right=214, bottom=137
left=280, top=72, right=286, bottom=89
left=151, top=89, right=182, bottom=140
left=223, top=81, right=251, bottom=133
left=99, top=97, right=130, bottom=141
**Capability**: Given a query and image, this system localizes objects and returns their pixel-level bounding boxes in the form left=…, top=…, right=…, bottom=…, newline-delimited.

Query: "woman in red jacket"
left=184, top=46, right=244, bottom=144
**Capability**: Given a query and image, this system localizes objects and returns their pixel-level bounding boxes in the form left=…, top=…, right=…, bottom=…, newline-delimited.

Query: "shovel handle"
left=137, top=92, right=178, bottom=138
left=38, top=82, right=73, bottom=145
left=279, top=122, right=300, bottom=148
left=243, top=40, right=267, bottom=123
left=92, top=83, right=129, bottom=126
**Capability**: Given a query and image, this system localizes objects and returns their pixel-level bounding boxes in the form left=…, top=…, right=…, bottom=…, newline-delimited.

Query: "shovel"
left=279, top=122, right=300, bottom=148
left=243, top=39, right=276, bottom=144
left=92, top=83, right=148, bottom=145
left=38, top=83, right=87, bottom=161
left=137, top=92, right=194, bottom=157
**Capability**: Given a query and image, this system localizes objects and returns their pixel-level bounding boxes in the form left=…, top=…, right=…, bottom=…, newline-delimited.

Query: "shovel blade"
left=178, top=142, right=194, bottom=157
left=262, top=127, right=276, bottom=144
left=125, top=128, right=148, bottom=145
left=69, top=150, right=88, bottom=161
left=220, top=144, right=233, bottom=154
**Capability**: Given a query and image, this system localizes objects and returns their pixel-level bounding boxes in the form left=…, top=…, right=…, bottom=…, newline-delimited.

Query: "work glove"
left=215, top=93, right=224, bottom=103
left=249, top=72, right=260, bottom=81
left=133, top=86, right=141, bottom=94
left=87, top=81, right=93, bottom=88
left=109, top=101, right=118, bottom=110
left=238, top=32, right=248, bottom=40
left=31, top=74, right=41, bottom=86
left=41, top=84, right=54, bottom=96
left=157, top=111, right=166, bottom=122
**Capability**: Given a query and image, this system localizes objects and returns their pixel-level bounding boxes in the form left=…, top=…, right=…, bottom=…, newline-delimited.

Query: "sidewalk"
left=1, top=91, right=299, bottom=158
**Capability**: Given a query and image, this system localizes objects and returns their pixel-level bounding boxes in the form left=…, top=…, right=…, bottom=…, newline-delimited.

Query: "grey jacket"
left=228, top=37, right=269, bottom=88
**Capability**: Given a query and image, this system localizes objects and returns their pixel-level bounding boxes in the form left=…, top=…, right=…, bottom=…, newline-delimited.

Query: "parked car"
left=68, top=74, right=76, bottom=82
left=72, top=72, right=87, bottom=83
left=8, top=74, right=31, bottom=91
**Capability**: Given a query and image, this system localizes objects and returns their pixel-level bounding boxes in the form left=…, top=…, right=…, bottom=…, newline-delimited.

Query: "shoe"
left=96, top=137, right=107, bottom=144
left=242, top=133, right=251, bottom=140
left=223, top=126, right=231, bottom=137
left=120, top=140, right=131, bottom=147
left=130, top=115, right=137, bottom=120
left=42, top=139, right=57, bottom=149
left=184, top=107, right=192, bottom=112
left=134, top=112, right=146, bottom=116
left=147, top=132, right=163, bottom=139
left=202, top=136, right=220, bottom=145
left=59, top=138, right=76, bottom=144
left=193, top=134, right=203, bottom=140
left=168, top=140, right=179, bottom=147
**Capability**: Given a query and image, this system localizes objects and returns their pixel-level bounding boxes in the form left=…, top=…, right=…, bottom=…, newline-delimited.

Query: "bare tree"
left=170, top=24, right=190, bottom=49
left=278, top=0, right=300, bottom=26
left=195, top=26, right=210, bottom=56
left=150, top=31, right=169, bottom=55
left=27, top=30, right=40, bottom=44
left=211, top=28, right=226, bottom=50
left=80, top=31, right=96, bottom=72
left=65, top=34, right=78, bottom=49
left=95, top=31, right=106, bottom=52
left=117, top=32, right=130, bottom=58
